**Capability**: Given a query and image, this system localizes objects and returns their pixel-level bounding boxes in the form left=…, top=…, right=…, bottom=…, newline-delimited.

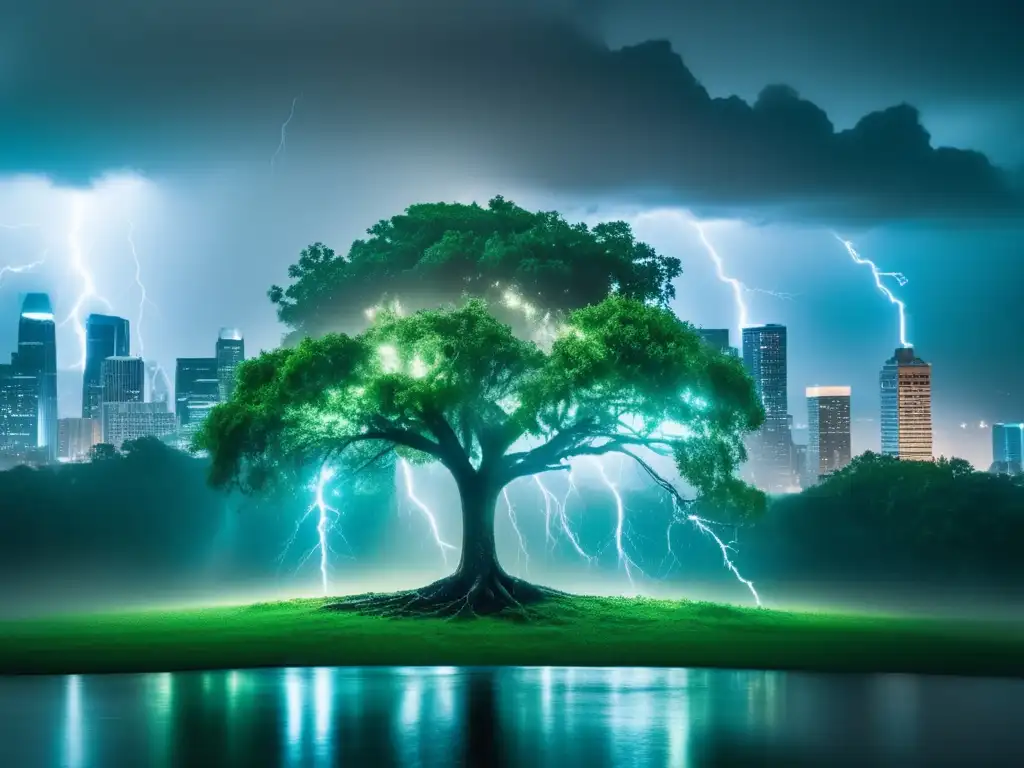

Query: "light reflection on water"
left=1, top=666, right=1023, bottom=767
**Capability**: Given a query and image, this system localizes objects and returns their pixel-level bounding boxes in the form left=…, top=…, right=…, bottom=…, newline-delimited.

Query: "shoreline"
left=2, top=596, right=1023, bottom=678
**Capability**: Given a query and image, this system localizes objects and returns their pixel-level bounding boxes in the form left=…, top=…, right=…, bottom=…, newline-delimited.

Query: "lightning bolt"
left=271, top=95, right=301, bottom=172
left=502, top=486, right=530, bottom=575
left=277, top=466, right=349, bottom=594
left=533, top=475, right=557, bottom=548
left=833, top=234, right=911, bottom=348
left=1, top=222, right=48, bottom=288
left=534, top=473, right=594, bottom=561
left=689, top=218, right=792, bottom=338
left=398, top=458, right=457, bottom=564
left=62, top=195, right=112, bottom=369
left=690, top=218, right=751, bottom=333
left=126, top=221, right=161, bottom=358
left=295, top=466, right=347, bottom=595
left=592, top=457, right=641, bottom=588
left=313, top=466, right=340, bottom=595
left=679, top=508, right=761, bottom=607
left=0, top=254, right=47, bottom=287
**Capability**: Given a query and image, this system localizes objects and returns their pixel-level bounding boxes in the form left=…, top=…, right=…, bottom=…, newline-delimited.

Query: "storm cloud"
left=1, top=0, right=1018, bottom=223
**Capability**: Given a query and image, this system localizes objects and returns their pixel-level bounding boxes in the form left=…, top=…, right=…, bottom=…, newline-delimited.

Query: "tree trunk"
left=453, top=477, right=502, bottom=585
left=328, top=471, right=566, bottom=617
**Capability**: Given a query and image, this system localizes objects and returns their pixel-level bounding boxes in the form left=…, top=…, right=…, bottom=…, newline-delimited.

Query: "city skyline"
left=0, top=1, right=1021, bottom=470
left=0, top=286, right=1006, bottom=471
left=0, top=296, right=247, bottom=461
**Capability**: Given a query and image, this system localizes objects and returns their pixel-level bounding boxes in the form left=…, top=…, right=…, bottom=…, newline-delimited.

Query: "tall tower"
left=83, top=314, right=130, bottom=419
left=215, top=328, right=245, bottom=402
left=176, top=357, right=220, bottom=446
left=16, top=293, right=58, bottom=461
left=806, top=386, right=852, bottom=482
left=992, top=423, right=1024, bottom=474
left=100, top=356, right=145, bottom=444
left=879, top=347, right=933, bottom=461
left=742, top=324, right=792, bottom=491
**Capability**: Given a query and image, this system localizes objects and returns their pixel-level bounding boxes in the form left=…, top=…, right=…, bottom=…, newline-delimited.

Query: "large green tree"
left=198, top=296, right=764, bottom=615
left=268, top=196, right=682, bottom=341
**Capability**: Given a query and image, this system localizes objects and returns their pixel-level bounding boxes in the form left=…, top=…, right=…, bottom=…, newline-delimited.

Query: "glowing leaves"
left=201, top=295, right=765, bottom=525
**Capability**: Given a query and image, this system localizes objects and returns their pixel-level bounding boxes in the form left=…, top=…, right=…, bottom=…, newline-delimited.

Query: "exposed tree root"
left=324, top=570, right=570, bottom=620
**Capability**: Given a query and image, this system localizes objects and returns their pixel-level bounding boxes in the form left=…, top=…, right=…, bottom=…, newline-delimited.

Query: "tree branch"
left=420, top=409, right=475, bottom=480
left=613, top=447, right=695, bottom=510
left=339, top=428, right=444, bottom=460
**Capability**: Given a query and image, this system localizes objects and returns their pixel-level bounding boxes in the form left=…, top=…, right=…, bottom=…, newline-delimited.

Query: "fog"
left=2, top=447, right=1022, bottom=622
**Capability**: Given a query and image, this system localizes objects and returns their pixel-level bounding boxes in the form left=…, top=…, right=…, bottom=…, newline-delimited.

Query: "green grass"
left=2, top=595, right=1023, bottom=677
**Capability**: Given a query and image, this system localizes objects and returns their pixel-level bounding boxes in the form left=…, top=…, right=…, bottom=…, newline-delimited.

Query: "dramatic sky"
left=0, top=0, right=1021, bottom=467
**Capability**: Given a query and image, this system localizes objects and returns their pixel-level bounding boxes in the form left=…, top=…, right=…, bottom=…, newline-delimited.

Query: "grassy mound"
left=1, top=595, right=1022, bottom=677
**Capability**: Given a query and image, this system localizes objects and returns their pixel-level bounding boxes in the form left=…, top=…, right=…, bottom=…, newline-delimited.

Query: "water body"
left=1, top=667, right=1022, bottom=767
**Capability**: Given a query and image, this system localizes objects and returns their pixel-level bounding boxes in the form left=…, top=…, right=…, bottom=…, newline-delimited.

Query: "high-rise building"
left=879, top=347, right=933, bottom=461
left=806, top=386, right=852, bottom=482
left=16, top=293, right=58, bottom=461
left=101, top=401, right=176, bottom=449
left=742, top=324, right=792, bottom=491
left=58, top=418, right=101, bottom=461
left=0, top=360, right=38, bottom=457
left=101, top=356, right=145, bottom=405
left=176, top=357, right=220, bottom=445
left=82, top=314, right=130, bottom=419
left=216, top=328, right=245, bottom=402
left=992, top=423, right=1024, bottom=474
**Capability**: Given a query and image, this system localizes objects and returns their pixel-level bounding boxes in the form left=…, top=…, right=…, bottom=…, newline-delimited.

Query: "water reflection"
left=1, top=666, right=1023, bottom=766
left=62, top=675, right=82, bottom=768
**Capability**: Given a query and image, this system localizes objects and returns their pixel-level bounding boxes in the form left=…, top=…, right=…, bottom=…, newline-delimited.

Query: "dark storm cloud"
left=0, top=0, right=1018, bottom=223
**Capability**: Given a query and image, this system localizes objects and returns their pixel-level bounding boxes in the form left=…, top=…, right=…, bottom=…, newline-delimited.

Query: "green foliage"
left=267, top=197, right=682, bottom=339
left=198, top=296, right=765, bottom=519
left=759, top=451, right=1024, bottom=579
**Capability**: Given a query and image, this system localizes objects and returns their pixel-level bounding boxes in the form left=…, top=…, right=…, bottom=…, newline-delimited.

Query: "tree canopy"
left=199, top=295, right=763, bottom=514
left=267, top=197, right=682, bottom=340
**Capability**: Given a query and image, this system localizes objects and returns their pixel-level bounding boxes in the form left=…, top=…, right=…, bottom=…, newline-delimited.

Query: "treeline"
left=0, top=438, right=244, bottom=577
left=1, top=442, right=1021, bottom=605
left=0, top=438, right=397, bottom=602
left=749, top=452, right=1024, bottom=585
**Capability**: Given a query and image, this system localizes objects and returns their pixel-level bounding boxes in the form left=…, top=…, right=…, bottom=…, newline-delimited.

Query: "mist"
left=2, top=440, right=1021, bottom=622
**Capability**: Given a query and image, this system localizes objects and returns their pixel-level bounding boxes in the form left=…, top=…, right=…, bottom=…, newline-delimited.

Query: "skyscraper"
left=216, top=328, right=245, bottom=402
left=806, top=386, right=852, bottom=482
left=16, top=293, right=58, bottom=461
left=83, top=314, right=130, bottom=419
left=176, top=357, right=220, bottom=445
left=100, top=356, right=145, bottom=441
left=742, top=324, right=792, bottom=491
left=992, top=423, right=1024, bottom=474
left=0, top=359, right=39, bottom=458
left=879, top=347, right=933, bottom=461
left=101, top=356, right=145, bottom=404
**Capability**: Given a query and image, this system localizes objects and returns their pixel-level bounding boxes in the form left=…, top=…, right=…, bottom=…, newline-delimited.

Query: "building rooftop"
left=20, top=292, right=54, bottom=321
left=806, top=386, right=851, bottom=398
